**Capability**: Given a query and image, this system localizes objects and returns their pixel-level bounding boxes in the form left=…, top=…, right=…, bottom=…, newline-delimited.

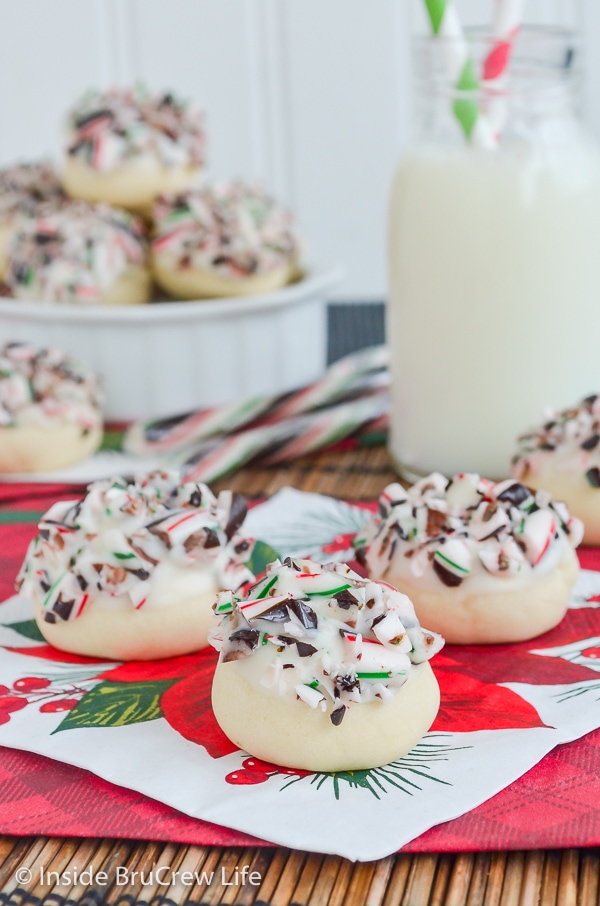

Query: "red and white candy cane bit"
left=75, top=594, right=90, bottom=618
left=239, top=593, right=291, bottom=621
left=124, top=345, right=389, bottom=456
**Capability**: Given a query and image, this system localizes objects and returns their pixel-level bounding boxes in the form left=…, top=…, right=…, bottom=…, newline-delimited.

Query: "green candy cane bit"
left=215, top=600, right=233, bottom=614
left=356, top=671, right=392, bottom=680
left=306, top=584, right=352, bottom=597
left=256, top=575, right=278, bottom=599
left=307, top=679, right=320, bottom=689
left=435, top=551, right=470, bottom=575
left=42, top=572, right=67, bottom=610
left=113, top=552, right=136, bottom=561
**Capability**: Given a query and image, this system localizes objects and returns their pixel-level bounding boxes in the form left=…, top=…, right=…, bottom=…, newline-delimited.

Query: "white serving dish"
left=0, top=266, right=342, bottom=421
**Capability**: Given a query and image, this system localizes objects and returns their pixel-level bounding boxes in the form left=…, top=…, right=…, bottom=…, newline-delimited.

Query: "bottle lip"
left=413, top=23, right=580, bottom=51
left=413, top=24, right=581, bottom=98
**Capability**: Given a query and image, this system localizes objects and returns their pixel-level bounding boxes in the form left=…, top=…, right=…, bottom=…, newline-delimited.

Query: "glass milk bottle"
left=388, top=27, right=600, bottom=479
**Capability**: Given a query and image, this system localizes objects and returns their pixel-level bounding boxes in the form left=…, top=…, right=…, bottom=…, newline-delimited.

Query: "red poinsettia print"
left=431, top=664, right=548, bottom=733
left=97, top=647, right=236, bottom=758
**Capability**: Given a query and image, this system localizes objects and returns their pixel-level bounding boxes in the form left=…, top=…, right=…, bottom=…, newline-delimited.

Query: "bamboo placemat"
left=2, top=444, right=600, bottom=905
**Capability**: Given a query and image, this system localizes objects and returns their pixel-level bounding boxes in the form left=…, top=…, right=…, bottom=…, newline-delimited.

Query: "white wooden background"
left=0, top=0, right=597, bottom=300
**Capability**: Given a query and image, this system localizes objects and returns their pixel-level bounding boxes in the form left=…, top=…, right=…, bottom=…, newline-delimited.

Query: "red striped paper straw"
left=482, top=0, right=524, bottom=137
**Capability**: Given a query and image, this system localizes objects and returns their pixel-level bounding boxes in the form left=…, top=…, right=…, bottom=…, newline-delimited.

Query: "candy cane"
left=172, top=391, right=389, bottom=484
left=124, top=345, right=389, bottom=456
left=423, top=0, right=498, bottom=148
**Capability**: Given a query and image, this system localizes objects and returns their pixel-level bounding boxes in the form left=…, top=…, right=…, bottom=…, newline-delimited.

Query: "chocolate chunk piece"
left=432, top=558, right=464, bottom=587
left=335, top=674, right=360, bottom=693
left=255, top=601, right=290, bottom=623
left=276, top=635, right=318, bottom=657
left=332, top=589, right=358, bottom=610
left=288, top=598, right=318, bottom=628
left=229, top=629, right=260, bottom=650
left=496, top=482, right=530, bottom=507
left=52, top=595, right=75, bottom=621
left=330, top=704, right=346, bottom=726
left=582, top=434, right=600, bottom=451
left=224, top=492, right=247, bottom=539
left=586, top=467, right=600, bottom=488
left=426, top=507, right=446, bottom=536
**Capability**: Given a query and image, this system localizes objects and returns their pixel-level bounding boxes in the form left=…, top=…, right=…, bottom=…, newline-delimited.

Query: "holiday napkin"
left=1, top=488, right=600, bottom=860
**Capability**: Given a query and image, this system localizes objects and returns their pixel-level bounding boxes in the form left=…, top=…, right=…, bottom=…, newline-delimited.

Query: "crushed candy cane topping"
left=0, top=162, right=65, bottom=222
left=17, top=471, right=255, bottom=625
left=152, top=182, right=300, bottom=278
left=512, top=395, right=600, bottom=489
left=65, top=86, right=206, bottom=172
left=2, top=201, right=147, bottom=304
left=209, top=558, right=443, bottom=726
left=355, top=473, right=583, bottom=589
left=0, top=341, right=102, bottom=430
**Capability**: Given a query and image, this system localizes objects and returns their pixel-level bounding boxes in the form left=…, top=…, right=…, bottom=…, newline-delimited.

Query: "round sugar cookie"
left=0, top=342, right=103, bottom=473
left=61, top=87, right=205, bottom=214
left=356, top=473, right=583, bottom=645
left=151, top=182, right=300, bottom=299
left=210, top=558, right=443, bottom=772
left=3, top=201, right=150, bottom=305
left=17, top=471, right=256, bottom=660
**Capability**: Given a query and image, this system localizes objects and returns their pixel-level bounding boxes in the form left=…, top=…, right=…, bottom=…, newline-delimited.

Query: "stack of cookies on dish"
left=0, top=85, right=302, bottom=307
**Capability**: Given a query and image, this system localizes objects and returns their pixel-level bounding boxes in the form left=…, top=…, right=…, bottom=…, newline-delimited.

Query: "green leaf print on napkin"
left=3, top=619, right=46, bottom=642
left=53, top=679, right=175, bottom=733
left=245, top=540, right=280, bottom=577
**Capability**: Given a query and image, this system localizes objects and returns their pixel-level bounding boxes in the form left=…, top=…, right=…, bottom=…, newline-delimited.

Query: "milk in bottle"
left=388, top=29, right=600, bottom=478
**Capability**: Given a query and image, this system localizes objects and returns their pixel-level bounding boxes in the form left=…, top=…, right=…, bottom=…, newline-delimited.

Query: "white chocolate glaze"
left=210, top=558, right=443, bottom=721
left=357, top=474, right=582, bottom=595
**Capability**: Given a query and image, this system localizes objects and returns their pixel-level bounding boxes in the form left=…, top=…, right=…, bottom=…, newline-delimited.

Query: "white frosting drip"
left=17, top=471, right=255, bottom=624
left=357, top=473, right=583, bottom=594
left=209, top=558, right=443, bottom=726
left=0, top=342, right=102, bottom=430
